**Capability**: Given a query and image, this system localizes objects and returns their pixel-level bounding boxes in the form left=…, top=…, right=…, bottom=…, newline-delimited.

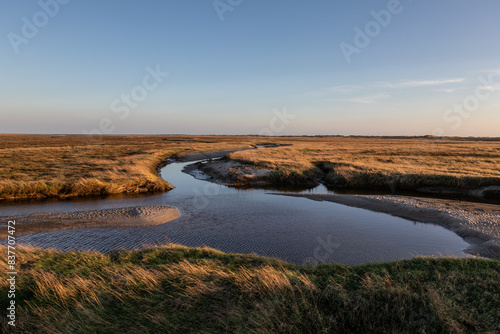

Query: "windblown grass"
left=1, top=245, right=498, bottom=333
left=0, top=134, right=260, bottom=200
left=230, top=136, right=500, bottom=192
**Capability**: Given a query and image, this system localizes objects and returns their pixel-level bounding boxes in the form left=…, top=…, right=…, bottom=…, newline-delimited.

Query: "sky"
left=1, top=0, right=499, bottom=137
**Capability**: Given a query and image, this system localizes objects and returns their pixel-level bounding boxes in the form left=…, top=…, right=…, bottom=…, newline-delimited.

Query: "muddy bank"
left=156, top=149, right=251, bottom=177
left=156, top=149, right=254, bottom=174
left=274, top=193, right=500, bottom=259
left=156, top=145, right=289, bottom=177
left=197, top=159, right=500, bottom=202
left=166, top=145, right=295, bottom=188
left=178, top=148, right=255, bottom=162
left=175, top=144, right=289, bottom=163
left=188, top=158, right=273, bottom=187
left=0, top=206, right=180, bottom=239
left=192, top=157, right=318, bottom=189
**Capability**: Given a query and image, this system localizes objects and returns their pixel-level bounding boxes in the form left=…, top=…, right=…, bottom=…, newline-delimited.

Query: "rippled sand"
left=1, top=206, right=180, bottom=239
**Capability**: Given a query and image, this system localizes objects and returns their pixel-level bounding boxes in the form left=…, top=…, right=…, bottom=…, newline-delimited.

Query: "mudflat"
left=1, top=205, right=180, bottom=239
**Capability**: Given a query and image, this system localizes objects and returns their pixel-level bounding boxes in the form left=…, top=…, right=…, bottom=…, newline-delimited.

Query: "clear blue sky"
left=1, top=0, right=499, bottom=136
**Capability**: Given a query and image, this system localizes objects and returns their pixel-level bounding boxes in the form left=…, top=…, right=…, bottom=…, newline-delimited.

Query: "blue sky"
left=1, top=0, right=499, bottom=136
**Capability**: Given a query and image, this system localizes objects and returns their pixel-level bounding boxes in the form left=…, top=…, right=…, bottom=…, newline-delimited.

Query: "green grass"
left=2, top=245, right=499, bottom=333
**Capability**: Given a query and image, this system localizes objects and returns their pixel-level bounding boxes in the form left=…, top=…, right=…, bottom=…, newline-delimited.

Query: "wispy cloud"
left=324, top=85, right=362, bottom=94
left=324, top=93, right=390, bottom=104
left=437, top=87, right=468, bottom=93
left=313, top=77, right=467, bottom=104
left=385, top=78, right=465, bottom=88
left=438, top=88, right=458, bottom=93
left=480, top=85, right=500, bottom=92
left=320, top=78, right=466, bottom=94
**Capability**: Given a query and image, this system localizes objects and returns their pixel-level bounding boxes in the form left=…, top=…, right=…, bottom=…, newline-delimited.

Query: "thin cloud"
left=480, top=85, right=500, bottom=92
left=325, top=93, right=390, bottom=104
left=437, top=87, right=468, bottom=93
left=438, top=88, right=457, bottom=93
left=319, top=78, right=466, bottom=95
left=314, top=77, right=466, bottom=104
left=384, top=78, right=465, bottom=88
left=325, top=85, right=362, bottom=94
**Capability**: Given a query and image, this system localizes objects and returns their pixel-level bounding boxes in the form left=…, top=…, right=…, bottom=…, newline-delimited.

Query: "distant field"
left=1, top=135, right=499, bottom=201
left=0, top=134, right=260, bottom=200
left=230, top=136, right=500, bottom=194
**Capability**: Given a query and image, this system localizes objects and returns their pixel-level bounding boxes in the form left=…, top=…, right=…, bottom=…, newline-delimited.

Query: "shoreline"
left=272, top=193, right=500, bottom=259
left=191, top=158, right=500, bottom=259
left=197, top=158, right=500, bottom=202
left=155, top=147, right=255, bottom=175
left=156, top=144, right=288, bottom=176
left=0, top=205, right=180, bottom=239
left=173, top=144, right=290, bottom=162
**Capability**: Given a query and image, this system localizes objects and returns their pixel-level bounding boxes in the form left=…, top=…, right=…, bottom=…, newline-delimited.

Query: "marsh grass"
left=0, top=134, right=259, bottom=200
left=1, top=245, right=499, bottom=333
left=230, top=136, right=500, bottom=192
left=2, top=135, right=499, bottom=200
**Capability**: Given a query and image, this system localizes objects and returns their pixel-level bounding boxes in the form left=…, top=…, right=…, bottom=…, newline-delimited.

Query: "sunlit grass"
left=1, top=245, right=498, bottom=333
left=230, top=136, right=500, bottom=191
left=2, top=135, right=499, bottom=200
left=0, top=134, right=259, bottom=200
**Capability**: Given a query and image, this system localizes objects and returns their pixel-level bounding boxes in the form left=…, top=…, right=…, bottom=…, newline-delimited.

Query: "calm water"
left=0, top=158, right=471, bottom=265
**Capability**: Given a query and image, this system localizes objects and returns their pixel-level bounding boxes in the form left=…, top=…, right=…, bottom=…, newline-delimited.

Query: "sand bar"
left=1, top=205, right=180, bottom=239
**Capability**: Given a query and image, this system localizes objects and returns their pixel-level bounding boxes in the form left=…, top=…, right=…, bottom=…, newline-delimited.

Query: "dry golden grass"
left=1, top=135, right=499, bottom=200
left=0, top=134, right=262, bottom=200
left=1, top=245, right=499, bottom=333
left=230, top=136, right=500, bottom=191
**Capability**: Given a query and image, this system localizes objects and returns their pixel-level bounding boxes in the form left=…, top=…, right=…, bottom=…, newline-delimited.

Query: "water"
left=0, top=159, right=471, bottom=265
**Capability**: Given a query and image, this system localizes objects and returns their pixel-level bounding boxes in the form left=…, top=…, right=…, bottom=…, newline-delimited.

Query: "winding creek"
left=1, top=153, right=472, bottom=265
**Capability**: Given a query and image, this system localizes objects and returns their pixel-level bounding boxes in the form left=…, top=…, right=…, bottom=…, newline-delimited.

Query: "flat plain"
left=2, top=134, right=499, bottom=201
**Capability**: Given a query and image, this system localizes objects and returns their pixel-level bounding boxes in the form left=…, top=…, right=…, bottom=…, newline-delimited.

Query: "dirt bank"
left=189, top=158, right=273, bottom=187
left=197, top=154, right=500, bottom=202
left=0, top=206, right=180, bottom=239
left=273, top=193, right=500, bottom=259
left=173, top=144, right=290, bottom=163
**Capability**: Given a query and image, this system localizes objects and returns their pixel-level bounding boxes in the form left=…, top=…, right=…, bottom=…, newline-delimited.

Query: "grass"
left=0, top=134, right=262, bottom=201
left=3, top=135, right=499, bottom=332
left=1, top=245, right=499, bottom=333
left=229, top=136, right=500, bottom=193
left=2, top=135, right=499, bottom=200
